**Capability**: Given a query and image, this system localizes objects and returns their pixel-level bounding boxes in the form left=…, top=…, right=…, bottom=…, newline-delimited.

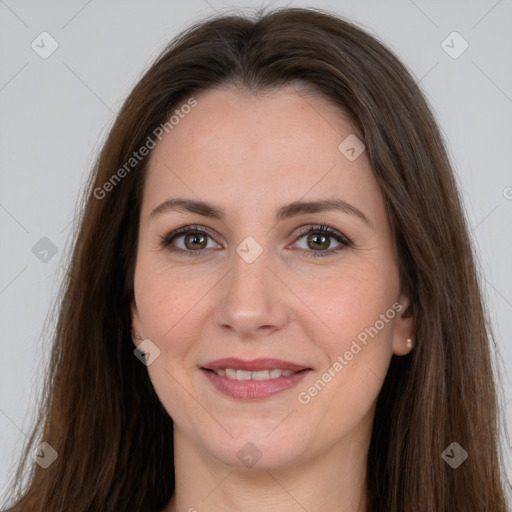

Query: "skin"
left=130, top=84, right=414, bottom=512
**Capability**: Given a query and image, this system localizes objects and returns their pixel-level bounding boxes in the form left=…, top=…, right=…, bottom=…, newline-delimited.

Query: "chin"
left=200, top=429, right=309, bottom=471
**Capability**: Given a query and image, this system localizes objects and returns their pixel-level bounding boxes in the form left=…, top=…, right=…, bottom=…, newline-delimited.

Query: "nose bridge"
left=228, top=239, right=274, bottom=308
left=215, top=235, right=288, bottom=334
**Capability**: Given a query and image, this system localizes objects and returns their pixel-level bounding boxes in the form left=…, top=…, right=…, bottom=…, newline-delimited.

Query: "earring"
left=406, top=338, right=413, bottom=347
left=133, top=332, right=143, bottom=341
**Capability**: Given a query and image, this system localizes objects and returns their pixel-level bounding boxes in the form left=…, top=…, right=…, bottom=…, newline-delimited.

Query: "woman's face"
left=131, top=85, right=413, bottom=469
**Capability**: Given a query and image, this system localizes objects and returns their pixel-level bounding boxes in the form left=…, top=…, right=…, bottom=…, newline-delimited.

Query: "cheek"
left=299, top=260, right=399, bottom=401
left=304, top=258, right=399, bottom=341
left=135, top=260, right=204, bottom=339
left=134, top=266, right=206, bottom=424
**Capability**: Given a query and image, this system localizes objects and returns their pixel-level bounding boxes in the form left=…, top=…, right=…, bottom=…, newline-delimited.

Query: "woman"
left=3, top=7, right=510, bottom=511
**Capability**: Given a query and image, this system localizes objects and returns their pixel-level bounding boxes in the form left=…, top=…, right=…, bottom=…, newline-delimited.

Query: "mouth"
left=201, top=358, right=312, bottom=400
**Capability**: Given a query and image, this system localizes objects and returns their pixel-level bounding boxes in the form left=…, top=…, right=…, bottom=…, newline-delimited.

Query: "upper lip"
left=202, top=358, right=310, bottom=372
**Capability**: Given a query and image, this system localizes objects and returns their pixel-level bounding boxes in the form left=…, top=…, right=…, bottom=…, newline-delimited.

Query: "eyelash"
left=159, top=223, right=352, bottom=258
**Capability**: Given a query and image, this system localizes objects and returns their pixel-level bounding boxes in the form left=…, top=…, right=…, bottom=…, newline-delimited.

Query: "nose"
left=213, top=246, right=290, bottom=339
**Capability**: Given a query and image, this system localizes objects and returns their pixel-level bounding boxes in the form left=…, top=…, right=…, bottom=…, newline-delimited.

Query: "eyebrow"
left=149, top=198, right=373, bottom=228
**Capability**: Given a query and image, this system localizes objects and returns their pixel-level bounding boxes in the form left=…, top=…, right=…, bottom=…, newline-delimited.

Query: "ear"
left=130, top=298, right=143, bottom=348
left=391, top=286, right=415, bottom=356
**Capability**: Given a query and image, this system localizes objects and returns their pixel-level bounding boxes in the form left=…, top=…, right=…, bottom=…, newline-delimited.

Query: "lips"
left=201, top=358, right=311, bottom=400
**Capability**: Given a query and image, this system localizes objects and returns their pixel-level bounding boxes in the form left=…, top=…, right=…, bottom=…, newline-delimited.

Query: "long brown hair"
left=3, top=7, right=510, bottom=511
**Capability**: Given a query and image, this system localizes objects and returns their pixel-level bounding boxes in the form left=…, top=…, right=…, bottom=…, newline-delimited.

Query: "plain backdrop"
left=1, top=0, right=511, bottom=502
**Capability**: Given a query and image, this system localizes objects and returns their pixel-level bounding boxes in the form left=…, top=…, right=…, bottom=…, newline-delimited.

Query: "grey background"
left=1, top=0, right=511, bottom=501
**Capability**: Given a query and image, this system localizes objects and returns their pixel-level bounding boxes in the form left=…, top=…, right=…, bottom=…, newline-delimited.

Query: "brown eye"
left=183, top=232, right=208, bottom=250
left=306, top=232, right=331, bottom=251
left=292, top=224, right=351, bottom=258
left=160, top=224, right=350, bottom=258
left=160, top=225, right=221, bottom=256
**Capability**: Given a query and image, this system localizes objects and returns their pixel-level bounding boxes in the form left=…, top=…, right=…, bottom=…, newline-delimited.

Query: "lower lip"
left=202, top=369, right=310, bottom=400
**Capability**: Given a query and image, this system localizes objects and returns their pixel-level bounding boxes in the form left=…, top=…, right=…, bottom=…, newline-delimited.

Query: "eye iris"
left=185, top=232, right=207, bottom=250
left=307, top=233, right=330, bottom=250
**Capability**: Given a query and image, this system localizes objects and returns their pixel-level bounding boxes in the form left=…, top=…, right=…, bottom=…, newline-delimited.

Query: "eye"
left=160, top=223, right=351, bottom=258
left=291, top=224, right=351, bottom=258
left=160, top=225, right=221, bottom=257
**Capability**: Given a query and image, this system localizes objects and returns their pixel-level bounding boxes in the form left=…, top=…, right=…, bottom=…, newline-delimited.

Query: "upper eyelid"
left=293, top=224, right=347, bottom=239
left=163, top=223, right=350, bottom=246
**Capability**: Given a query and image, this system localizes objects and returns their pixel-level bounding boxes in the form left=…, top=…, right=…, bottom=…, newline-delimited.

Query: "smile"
left=211, top=368, right=296, bottom=380
left=201, top=358, right=311, bottom=400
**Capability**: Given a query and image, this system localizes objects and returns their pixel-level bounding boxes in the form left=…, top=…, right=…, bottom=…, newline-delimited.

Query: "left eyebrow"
left=149, top=198, right=373, bottom=229
left=275, top=199, right=373, bottom=228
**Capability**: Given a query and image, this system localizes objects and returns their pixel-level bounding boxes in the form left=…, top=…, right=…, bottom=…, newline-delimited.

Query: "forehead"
left=142, top=86, right=383, bottom=224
